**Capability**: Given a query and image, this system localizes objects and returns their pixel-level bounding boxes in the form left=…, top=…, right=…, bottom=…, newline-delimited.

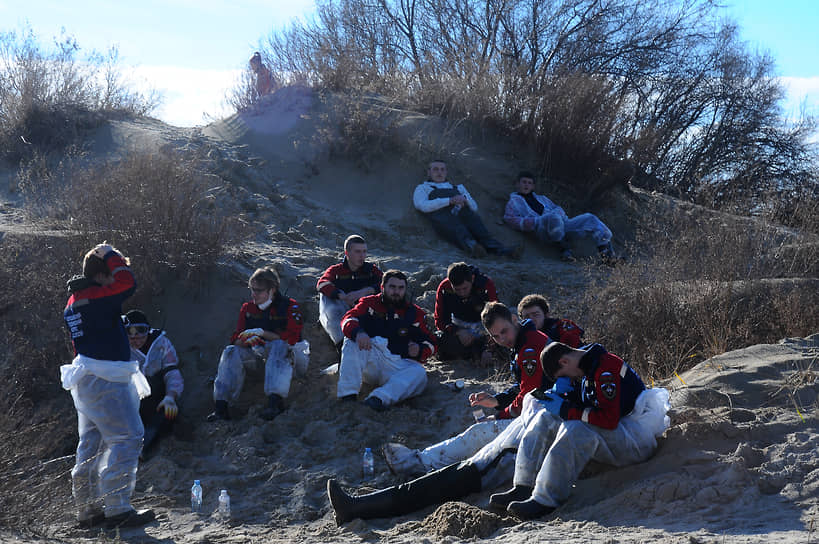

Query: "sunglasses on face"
left=127, top=325, right=149, bottom=336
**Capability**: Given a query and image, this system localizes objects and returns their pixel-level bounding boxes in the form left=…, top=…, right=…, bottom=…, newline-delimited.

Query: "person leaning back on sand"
left=504, top=170, right=617, bottom=265
left=317, top=234, right=383, bottom=359
left=60, top=243, right=155, bottom=530
left=336, top=269, right=436, bottom=412
left=413, top=159, right=521, bottom=259
left=207, top=267, right=309, bottom=422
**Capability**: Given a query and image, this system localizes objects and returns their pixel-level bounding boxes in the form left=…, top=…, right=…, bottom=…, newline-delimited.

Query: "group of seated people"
left=414, top=160, right=617, bottom=264
left=59, top=163, right=652, bottom=530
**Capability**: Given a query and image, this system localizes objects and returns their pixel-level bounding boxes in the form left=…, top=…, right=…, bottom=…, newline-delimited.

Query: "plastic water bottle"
left=191, top=480, right=203, bottom=513
left=218, top=489, right=231, bottom=519
left=362, top=447, right=374, bottom=479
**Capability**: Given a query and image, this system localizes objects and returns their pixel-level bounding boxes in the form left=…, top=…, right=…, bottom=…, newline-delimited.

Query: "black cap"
left=123, top=309, right=150, bottom=327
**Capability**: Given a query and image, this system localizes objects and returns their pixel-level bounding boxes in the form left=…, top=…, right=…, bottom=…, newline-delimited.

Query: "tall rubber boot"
left=327, top=461, right=482, bottom=525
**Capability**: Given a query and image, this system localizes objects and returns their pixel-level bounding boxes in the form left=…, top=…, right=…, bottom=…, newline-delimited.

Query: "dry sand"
left=1, top=87, right=818, bottom=543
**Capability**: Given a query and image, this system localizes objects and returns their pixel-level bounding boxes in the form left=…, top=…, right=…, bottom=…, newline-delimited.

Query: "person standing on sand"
left=249, top=51, right=275, bottom=97
left=433, top=261, right=498, bottom=365
left=123, top=309, right=183, bottom=459
left=382, top=301, right=551, bottom=476
left=61, top=243, right=155, bottom=529
left=317, top=234, right=383, bottom=358
left=208, top=267, right=309, bottom=422
left=336, top=269, right=436, bottom=411
left=413, top=160, right=521, bottom=258
left=504, top=171, right=617, bottom=264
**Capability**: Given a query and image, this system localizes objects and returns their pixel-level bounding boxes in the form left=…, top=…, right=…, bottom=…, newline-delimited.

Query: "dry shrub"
left=580, top=205, right=819, bottom=383
left=17, top=148, right=240, bottom=294
left=0, top=26, right=159, bottom=162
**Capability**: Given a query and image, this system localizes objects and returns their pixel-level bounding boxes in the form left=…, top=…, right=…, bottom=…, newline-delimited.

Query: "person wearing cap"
left=504, top=171, right=617, bottom=265
left=123, top=310, right=183, bottom=458
left=249, top=51, right=275, bottom=97
left=208, top=267, right=308, bottom=422
left=61, top=243, right=155, bottom=529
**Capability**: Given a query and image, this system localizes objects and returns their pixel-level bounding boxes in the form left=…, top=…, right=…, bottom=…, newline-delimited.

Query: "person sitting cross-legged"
left=504, top=170, right=617, bottom=265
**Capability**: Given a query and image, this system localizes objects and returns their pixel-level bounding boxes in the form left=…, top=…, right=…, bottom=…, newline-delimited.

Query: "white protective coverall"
left=213, top=339, right=310, bottom=401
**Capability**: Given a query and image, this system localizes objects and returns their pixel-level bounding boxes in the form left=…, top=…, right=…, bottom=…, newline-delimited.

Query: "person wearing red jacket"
left=383, top=301, right=550, bottom=476
left=208, top=267, right=308, bottom=422
left=516, top=294, right=584, bottom=348
left=60, top=243, right=155, bottom=529
left=434, top=262, right=498, bottom=364
left=493, top=341, right=669, bottom=520
left=317, top=235, right=383, bottom=352
left=337, top=270, right=435, bottom=411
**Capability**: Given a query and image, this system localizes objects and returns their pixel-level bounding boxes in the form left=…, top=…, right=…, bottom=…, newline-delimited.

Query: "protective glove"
left=550, top=377, right=574, bottom=396
left=536, top=391, right=565, bottom=417
left=238, top=328, right=265, bottom=343
left=157, top=395, right=178, bottom=420
left=245, top=335, right=266, bottom=348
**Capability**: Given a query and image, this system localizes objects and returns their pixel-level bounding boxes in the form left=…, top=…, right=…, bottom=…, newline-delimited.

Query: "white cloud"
left=129, top=65, right=244, bottom=127
left=779, top=76, right=819, bottom=118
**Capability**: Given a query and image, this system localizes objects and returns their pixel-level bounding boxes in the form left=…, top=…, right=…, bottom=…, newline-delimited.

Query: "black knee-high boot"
left=327, top=461, right=482, bottom=525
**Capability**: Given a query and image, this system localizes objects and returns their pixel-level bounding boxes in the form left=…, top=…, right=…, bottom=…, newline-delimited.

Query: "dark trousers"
left=426, top=208, right=502, bottom=251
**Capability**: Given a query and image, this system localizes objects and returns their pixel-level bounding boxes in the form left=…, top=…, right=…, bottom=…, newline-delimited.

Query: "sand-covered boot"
left=382, top=443, right=425, bottom=476
left=507, top=498, right=555, bottom=520
left=261, top=394, right=284, bottom=420
left=327, top=462, right=482, bottom=525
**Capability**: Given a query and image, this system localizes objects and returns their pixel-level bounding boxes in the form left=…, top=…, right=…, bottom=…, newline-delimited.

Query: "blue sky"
left=1, top=0, right=817, bottom=127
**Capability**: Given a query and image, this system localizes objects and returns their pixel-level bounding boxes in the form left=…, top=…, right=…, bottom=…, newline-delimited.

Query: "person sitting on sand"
left=382, top=301, right=550, bottom=476
left=434, top=262, right=498, bottom=365
left=317, top=235, right=383, bottom=357
left=504, top=171, right=616, bottom=264
left=123, top=309, right=183, bottom=459
left=327, top=340, right=669, bottom=525
left=249, top=51, right=275, bottom=97
left=208, top=267, right=309, bottom=422
left=414, top=159, right=520, bottom=258
left=337, top=269, right=436, bottom=411
left=61, top=243, right=155, bottom=529
left=517, top=294, right=584, bottom=348
left=383, top=297, right=587, bottom=476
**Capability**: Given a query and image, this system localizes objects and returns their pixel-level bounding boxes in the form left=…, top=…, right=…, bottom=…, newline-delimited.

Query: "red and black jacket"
left=542, top=317, right=584, bottom=348
left=434, top=267, right=498, bottom=332
left=63, top=251, right=136, bottom=362
left=494, top=320, right=551, bottom=419
left=341, top=294, right=436, bottom=362
left=230, top=292, right=303, bottom=346
left=317, top=258, right=383, bottom=299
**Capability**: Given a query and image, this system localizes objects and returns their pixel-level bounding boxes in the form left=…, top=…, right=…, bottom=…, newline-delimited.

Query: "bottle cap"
left=194, top=480, right=200, bottom=485
left=455, top=379, right=465, bottom=390
left=220, top=489, right=228, bottom=495
left=365, top=447, right=372, bottom=453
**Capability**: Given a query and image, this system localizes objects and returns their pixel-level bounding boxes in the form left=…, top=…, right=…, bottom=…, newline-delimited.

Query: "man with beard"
left=337, top=270, right=436, bottom=411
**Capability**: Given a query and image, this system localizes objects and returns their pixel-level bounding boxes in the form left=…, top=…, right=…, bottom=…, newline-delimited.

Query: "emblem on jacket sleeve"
left=521, top=347, right=538, bottom=376
left=600, top=371, right=617, bottom=401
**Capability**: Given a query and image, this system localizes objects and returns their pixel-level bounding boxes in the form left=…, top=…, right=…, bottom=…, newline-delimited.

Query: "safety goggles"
left=127, top=325, right=149, bottom=336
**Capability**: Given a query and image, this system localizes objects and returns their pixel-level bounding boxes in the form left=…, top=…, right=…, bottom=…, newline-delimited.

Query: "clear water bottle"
left=362, top=447, right=374, bottom=479
left=218, top=489, right=231, bottom=519
left=191, top=480, right=203, bottom=513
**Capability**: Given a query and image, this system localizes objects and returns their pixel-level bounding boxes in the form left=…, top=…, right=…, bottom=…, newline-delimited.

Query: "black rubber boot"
left=207, top=400, right=230, bottom=422
left=488, top=485, right=533, bottom=511
left=507, top=498, right=555, bottom=520
left=260, top=394, right=284, bottom=420
left=327, top=461, right=482, bottom=525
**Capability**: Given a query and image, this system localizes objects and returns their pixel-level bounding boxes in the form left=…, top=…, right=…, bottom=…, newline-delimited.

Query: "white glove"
left=238, top=328, right=265, bottom=342
left=157, top=395, right=178, bottom=419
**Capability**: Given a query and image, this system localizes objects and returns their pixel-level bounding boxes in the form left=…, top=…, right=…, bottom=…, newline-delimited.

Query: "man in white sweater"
left=504, top=171, right=616, bottom=264
left=414, top=160, right=519, bottom=258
